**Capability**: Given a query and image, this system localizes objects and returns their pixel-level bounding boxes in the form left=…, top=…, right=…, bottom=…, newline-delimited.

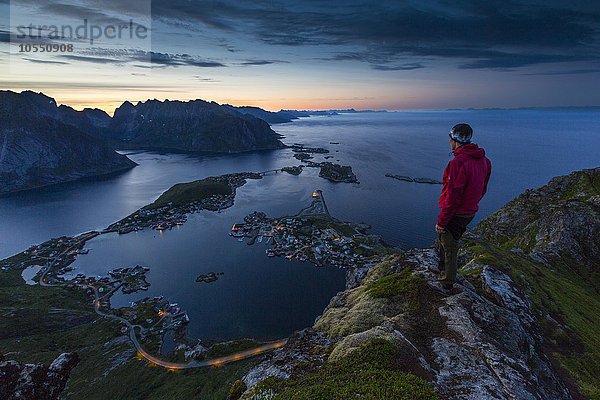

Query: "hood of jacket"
left=453, top=143, right=486, bottom=159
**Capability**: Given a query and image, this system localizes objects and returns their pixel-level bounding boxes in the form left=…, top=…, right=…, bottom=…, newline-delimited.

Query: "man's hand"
left=435, top=224, right=447, bottom=234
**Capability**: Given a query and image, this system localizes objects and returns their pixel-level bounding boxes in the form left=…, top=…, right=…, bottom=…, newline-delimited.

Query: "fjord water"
left=2, top=111, right=599, bottom=340
left=69, top=175, right=349, bottom=341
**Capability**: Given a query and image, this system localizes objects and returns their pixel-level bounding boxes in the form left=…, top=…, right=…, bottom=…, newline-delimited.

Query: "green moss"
left=559, top=170, right=600, bottom=201
left=364, top=255, right=400, bottom=281
left=228, top=379, right=247, bottom=400
left=464, top=239, right=600, bottom=399
left=314, top=288, right=388, bottom=338
left=367, top=268, right=425, bottom=300
left=330, top=222, right=356, bottom=237
left=255, top=339, right=438, bottom=400
left=144, top=178, right=231, bottom=210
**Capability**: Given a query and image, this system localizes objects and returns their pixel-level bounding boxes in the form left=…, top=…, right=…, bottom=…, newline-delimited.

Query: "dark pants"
left=436, top=214, right=474, bottom=286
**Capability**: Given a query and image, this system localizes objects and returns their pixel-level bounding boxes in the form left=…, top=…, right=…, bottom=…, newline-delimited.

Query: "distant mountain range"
left=0, top=91, right=288, bottom=194
left=224, top=105, right=302, bottom=124
left=0, top=90, right=395, bottom=194
left=226, top=106, right=388, bottom=124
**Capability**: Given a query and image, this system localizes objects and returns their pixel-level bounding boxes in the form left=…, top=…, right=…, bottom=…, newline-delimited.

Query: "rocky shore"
left=281, top=166, right=304, bottom=175
left=315, top=162, right=358, bottom=183
left=196, top=272, right=224, bottom=283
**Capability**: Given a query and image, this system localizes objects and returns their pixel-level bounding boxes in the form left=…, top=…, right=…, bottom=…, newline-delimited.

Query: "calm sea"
left=2, top=110, right=599, bottom=340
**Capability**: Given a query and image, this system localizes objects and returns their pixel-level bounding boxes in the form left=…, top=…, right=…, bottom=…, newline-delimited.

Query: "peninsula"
left=385, top=173, right=442, bottom=184
left=107, top=172, right=262, bottom=234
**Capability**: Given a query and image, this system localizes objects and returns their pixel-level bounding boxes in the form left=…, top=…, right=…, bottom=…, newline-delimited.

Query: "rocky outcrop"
left=477, top=167, right=600, bottom=287
left=242, top=250, right=571, bottom=399
left=0, top=91, right=137, bottom=194
left=107, top=99, right=285, bottom=153
left=240, top=168, right=600, bottom=399
left=243, top=329, right=333, bottom=388
left=0, top=352, right=79, bottom=400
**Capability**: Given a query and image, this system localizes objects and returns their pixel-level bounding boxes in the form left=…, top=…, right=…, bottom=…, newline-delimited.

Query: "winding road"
left=39, top=232, right=288, bottom=370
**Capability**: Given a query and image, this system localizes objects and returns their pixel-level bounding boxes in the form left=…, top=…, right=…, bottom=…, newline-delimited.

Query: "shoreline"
left=0, top=139, right=369, bottom=370
left=1, top=167, right=370, bottom=369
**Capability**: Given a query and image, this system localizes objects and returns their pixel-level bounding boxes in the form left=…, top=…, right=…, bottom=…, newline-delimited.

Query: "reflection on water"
left=70, top=176, right=348, bottom=341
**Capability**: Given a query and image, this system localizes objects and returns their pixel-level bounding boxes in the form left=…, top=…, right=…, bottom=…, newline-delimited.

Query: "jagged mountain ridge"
left=0, top=91, right=137, bottom=194
left=0, top=90, right=288, bottom=193
left=5, top=91, right=286, bottom=153
left=108, top=99, right=285, bottom=152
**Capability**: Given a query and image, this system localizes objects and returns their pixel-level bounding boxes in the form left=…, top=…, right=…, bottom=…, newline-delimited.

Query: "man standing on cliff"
left=436, top=123, right=492, bottom=290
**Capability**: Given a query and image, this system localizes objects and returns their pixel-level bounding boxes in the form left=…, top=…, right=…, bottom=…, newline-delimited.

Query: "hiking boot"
left=437, top=274, right=453, bottom=288
left=431, top=279, right=462, bottom=295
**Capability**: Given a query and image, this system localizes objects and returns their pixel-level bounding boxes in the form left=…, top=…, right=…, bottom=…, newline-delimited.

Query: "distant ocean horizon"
left=2, top=110, right=599, bottom=258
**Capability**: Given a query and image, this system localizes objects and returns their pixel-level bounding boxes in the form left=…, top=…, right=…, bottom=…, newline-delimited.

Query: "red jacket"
left=437, top=143, right=491, bottom=228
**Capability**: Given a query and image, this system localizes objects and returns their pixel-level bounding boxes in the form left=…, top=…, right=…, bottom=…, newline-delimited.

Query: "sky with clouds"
left=0, top=0, right=599, bottom=112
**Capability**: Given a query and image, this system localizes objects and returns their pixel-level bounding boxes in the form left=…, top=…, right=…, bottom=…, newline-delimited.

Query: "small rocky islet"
left=195, top=272, right=224, bottom=283
left=385, top=173, right=442, bottom=184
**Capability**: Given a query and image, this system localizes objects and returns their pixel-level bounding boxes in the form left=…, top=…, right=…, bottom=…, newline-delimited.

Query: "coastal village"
left=229, top=190, right=387, bottom=268
left=0, top=231, right=197, bottom=361
left=0, top=155, right=374, bottom=369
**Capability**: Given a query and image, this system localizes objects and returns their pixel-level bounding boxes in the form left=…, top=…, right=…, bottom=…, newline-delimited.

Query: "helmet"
left=449, top=123, right=473, bottom=144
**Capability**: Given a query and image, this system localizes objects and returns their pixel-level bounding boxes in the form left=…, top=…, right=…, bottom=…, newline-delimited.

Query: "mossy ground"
left=253, top=339, right=439, bottom=400
left=366, top=267, right=425, bottom=301
left=463, top=239, right=600, bottom=399
left=559, top=169, right=600, bottom=201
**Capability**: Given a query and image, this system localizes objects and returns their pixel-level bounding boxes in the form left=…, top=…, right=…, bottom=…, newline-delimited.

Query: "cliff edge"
left=237, top=168, right=600, bottom=400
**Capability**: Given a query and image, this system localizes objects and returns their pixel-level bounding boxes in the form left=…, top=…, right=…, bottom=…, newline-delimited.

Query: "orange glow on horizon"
left=1, top=87, right=403, bottom=115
